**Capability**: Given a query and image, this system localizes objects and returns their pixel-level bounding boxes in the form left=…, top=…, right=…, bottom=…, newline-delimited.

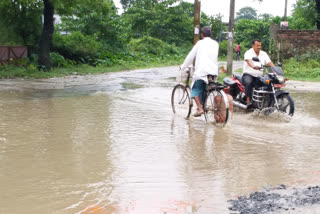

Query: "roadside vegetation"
left=0, top=0, right=319, bottom=81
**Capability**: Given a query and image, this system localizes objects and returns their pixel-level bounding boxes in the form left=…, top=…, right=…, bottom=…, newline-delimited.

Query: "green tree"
left=209, top=14, right=227, bottom=41
left=236, top=7, right=258, bottom=21
left=0, top=0, right=114, bottom=70
left=122, top=1, right=194, bottom=45
left=259, top=13, right=273, bottom=21
left=0, top=0, right=42, bottom=45
left=235, top=19, right=271, bottom=51
left=292, top=0, right=318, bottom=29
left=58, top=0, right=124, bottom=52
left=317, top=0, right=320, bottom=29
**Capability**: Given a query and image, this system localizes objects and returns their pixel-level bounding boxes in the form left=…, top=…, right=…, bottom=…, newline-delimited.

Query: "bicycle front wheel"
left=204, top=90, right=229, bottom=125
left=171, top=84, right=192, bottom=118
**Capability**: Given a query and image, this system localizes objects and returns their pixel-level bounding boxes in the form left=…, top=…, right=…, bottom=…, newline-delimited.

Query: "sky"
left=113, top=0, right=297, bottom=22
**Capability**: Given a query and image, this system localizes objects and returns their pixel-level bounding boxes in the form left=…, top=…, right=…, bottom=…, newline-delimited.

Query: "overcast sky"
left=114, top=0, right=297, bottom=22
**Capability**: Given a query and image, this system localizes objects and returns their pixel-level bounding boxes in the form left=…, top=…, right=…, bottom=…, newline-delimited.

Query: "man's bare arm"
left=267, top=61, right=275, bottom=67
left=245, top=59, right=260, bottom=70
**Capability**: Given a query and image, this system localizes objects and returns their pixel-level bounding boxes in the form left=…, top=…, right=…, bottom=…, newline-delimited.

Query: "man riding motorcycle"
left=242, top=39, right=275, bottom=107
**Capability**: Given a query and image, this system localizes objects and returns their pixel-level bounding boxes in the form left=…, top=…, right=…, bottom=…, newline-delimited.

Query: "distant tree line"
left=0, top=0, right=318, bottom=70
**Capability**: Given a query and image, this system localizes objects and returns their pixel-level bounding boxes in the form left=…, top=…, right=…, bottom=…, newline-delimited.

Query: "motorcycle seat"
left=223, top=77, right=237, bottom=86
left=233, top=73, right=243, bottom=81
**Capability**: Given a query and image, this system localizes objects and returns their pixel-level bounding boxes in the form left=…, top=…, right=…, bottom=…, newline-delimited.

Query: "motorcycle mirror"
left=252, top=57, right=260, bottom=62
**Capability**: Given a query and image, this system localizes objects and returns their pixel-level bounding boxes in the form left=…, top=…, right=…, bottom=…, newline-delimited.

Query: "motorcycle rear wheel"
left=272, top=94, right=294, bottom=116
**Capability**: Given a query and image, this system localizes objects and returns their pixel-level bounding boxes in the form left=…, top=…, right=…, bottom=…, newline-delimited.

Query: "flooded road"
left=0, top=65, right=320, bottom=214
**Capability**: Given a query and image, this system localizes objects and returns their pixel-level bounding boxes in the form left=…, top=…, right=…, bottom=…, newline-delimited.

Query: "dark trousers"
left=242, top=74, right=262, bottom=99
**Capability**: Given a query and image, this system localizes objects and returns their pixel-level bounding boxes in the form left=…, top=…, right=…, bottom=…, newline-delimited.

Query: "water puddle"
left=0, top=67, right=319, bottom=213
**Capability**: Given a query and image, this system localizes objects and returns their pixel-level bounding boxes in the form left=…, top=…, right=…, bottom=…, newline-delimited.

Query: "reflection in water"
left=0, top=68, right=320, bottom=214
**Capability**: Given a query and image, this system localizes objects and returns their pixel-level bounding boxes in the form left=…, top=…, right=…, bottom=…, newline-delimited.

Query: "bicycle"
left=236, top=51, right=241, bottom=61
left=171, top=67, right=230, bottom=126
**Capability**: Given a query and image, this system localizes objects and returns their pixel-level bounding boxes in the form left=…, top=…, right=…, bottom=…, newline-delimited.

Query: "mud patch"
left=228, top=185, right=320, bottom=214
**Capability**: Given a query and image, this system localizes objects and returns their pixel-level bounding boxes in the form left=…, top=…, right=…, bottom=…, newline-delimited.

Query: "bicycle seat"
left=207, top=82, right=226, bottom=90
left=207, top=75, right=217, bottom=83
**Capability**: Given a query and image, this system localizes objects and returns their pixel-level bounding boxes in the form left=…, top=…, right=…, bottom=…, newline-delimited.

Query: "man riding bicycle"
left=179, top=26, right=219, bottom=117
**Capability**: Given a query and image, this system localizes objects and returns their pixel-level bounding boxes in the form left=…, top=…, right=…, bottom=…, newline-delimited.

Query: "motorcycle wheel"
left=272, top=94, right=294, bottom=116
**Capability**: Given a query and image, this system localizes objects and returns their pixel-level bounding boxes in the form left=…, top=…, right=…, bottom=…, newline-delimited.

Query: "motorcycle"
left=223, top=57, right=294, bottom=116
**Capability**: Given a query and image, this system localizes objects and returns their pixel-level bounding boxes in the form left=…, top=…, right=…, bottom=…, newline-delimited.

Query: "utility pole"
left=193, top=0, right=201, bottom=45
left=227, top=0, right=235, bottom=75
left=284, top=0, right=288, bottom=21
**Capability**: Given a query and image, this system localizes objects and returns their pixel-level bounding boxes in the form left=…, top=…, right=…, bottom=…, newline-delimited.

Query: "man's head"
left=201, top=26, right=212, bottom=38
left=252, top=39, right=262, bottom=54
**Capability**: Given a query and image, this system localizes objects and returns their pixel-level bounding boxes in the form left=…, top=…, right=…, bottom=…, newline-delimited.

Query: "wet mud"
left=229, top=185, right=320, bottom=214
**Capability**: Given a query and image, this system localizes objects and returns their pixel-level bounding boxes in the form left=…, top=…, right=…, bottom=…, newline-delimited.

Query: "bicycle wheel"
left=171, top=84, right=192, bottom=118
left=204, top=89, right=229, bottom=125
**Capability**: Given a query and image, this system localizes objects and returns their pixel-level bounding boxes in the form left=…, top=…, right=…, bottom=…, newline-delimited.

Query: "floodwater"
left=0, top=66, right=320, bottom=214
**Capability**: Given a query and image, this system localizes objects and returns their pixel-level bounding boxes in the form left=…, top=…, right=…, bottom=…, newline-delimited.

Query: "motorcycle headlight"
left=277, top=75, right=285, bottom=83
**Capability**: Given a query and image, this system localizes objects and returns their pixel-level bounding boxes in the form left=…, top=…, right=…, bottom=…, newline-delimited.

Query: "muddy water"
left=0, top=67, right=320, bottom=214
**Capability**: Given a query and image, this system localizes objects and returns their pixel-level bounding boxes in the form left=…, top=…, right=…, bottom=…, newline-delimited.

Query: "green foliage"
left=288, top=17, right=317, bottom=29
left=58, top=0, right=127, bottom=52
left=0, top=0, right=42, bottom=45
left=50, top=52, right=69, bottom=67
left=52, top=32, right=102, bottom=64
left=235, top=19, right=271, bottom=51
left=292, top=0, right=318, bottom=29
left=282, top=51, right=320, bottom=79
left=122, top=1, right=194, bottom=46
left=209, top=14, right=227, bottom=41
left=283, top=59, right=320, bottom=79
left=236, top=7, right=258, bottom=21
left=218, top=40, right=228, bottom=57
left=128, top=36, right=179, bottom=56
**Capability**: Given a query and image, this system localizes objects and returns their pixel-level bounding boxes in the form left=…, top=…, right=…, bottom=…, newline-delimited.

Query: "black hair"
left=252, top=39, right=261, bottom=45
left=201, top=26, right=212, bottom=37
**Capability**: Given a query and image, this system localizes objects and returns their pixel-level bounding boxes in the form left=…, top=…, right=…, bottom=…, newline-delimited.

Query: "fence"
left=0, top=46, right=28, bottom=64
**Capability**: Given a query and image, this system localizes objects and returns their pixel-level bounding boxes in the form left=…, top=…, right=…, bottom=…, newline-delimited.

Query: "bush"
left=283, top=54, right=320, bottom=79
left=128, top=36, right=179, bottom=56
left=52, top=32, right=102, bottom=64
left=219, top=40, right=228, bottom=56
left=50, top=52, right=69, bottom=67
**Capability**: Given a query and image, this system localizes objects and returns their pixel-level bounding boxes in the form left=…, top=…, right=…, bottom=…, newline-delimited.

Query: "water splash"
left=251, top=108, right=293, bottom=123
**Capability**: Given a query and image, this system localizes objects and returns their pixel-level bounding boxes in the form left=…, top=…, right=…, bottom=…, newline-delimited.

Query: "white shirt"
left=243, top=48, right=271, bottom=77
left=181, top=37, right=219, bottom=84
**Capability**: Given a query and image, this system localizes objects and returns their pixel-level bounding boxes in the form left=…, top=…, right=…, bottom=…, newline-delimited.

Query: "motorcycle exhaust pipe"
left=233, top=100, right=247, bottom=109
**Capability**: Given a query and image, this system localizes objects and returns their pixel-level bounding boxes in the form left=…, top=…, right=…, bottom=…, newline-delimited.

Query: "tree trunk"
left=316, top=0, right=320, bottom=30
left=38, top=0, right=54, bottom=70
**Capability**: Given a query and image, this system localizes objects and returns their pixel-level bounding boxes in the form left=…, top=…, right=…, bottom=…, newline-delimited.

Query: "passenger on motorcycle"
left=242, top=39, right=275, bottom=107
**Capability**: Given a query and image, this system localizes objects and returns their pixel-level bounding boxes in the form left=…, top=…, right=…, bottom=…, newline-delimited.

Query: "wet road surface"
left=0, top=64, right=320, bottom=214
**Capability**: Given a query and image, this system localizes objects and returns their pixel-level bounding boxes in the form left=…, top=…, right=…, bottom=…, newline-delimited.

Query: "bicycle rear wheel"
left=171, top=84, right=192, bottom=118
left=204, top=89, right=229, bottom=125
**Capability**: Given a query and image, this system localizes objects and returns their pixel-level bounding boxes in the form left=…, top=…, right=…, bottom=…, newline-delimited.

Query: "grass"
left=1, top=57, right=319, bottom=82
left=0, top=56, right=228, bottom=79
left=0, top=60, right=182, bottom=79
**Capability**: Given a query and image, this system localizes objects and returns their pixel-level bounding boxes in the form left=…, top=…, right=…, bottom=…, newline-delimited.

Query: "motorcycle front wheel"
left=272, top=94, right=294, bottom=116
